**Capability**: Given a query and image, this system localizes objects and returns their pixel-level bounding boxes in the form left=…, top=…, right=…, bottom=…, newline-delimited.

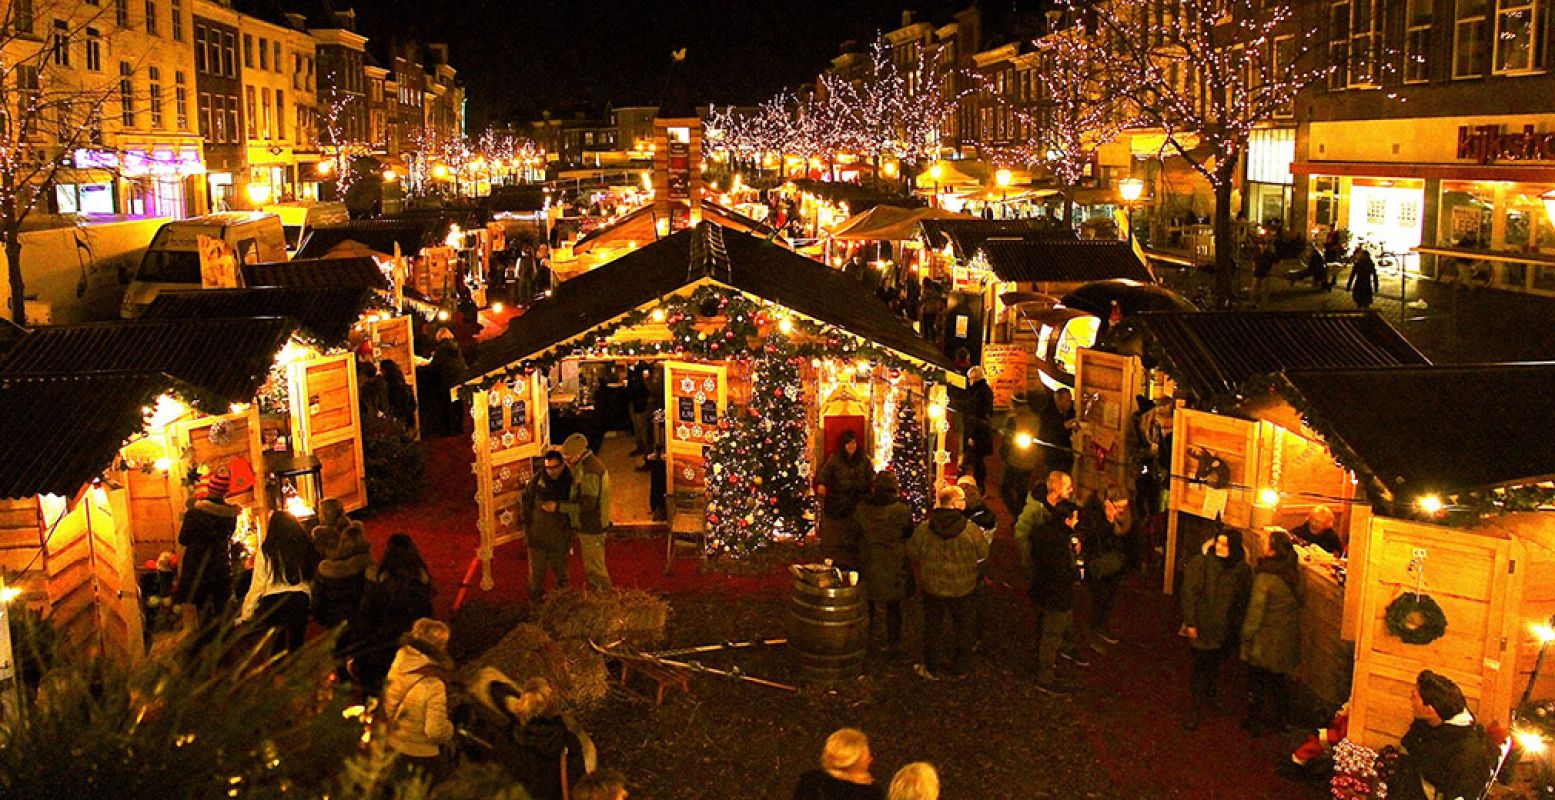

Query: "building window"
left=1349, top=0, right=1380, bottom=85
left=175, top=71, right=188, bottom=129
left=226, top=95, right=239, bottom=144
left=115, top=0, right=128, bottom=27
left=149, top=66, right=162, bottom=128
left=16, top=65, right=40, bottom=113
left=273, top=41, right=281, bottom=73
left=1455, top=0, right=1490, bottom=77
left=52, top=20, right=69, bottom=67
left=198, top=91, right=210, bottom=137
left=170, top=0, right=181, bottom=40
left=261, top=88, right=271, bottom=139
left=194, top=25, right=206, bottom=72
left=13, top=0, right=33, bottom=34
left=1329, top=0, right=1350, bottom=88
left=144, top=0, right=156, bottom=35
left=1273, top=35, right=1295, bottom=115
left=224, top=32, right=236, bottom=78
left=246, top=86, right=256, bottom=138
left=119, top=62, right=134, bottom=127
left=1494, top=0, right=1540, bottom=73
left=243, top=33, right=253, bottom=68
left=275, top=89, right=284, bottom=140
left=258, top=36, right=268, bottom=70
left=1406, top=0, right=1433, bottom=82
left=85, top=27, right=101, bottom=72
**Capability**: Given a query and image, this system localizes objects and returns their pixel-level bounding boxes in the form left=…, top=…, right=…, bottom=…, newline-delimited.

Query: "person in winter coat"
left=792, top=728, right=886, bottom=800
left=1391, top=670, right=1498, bottom=800
left=311, top=499, right=372, bottom=627
left=573, top=770, right=629, bottom=800
left=1029, top=501, right=1083, bottom=696
left=816, top=431, right=875, bottom=569
left=381, top=359, right=418, bottom=432
left=175, top=467, right=239, bottom=625
left=1038, top=389, right=1077, bottom=476
left=626, top=362, right=652, bottom=457
left=960, top=367, right=995, bottom=491
left=522, top=450, right=576, bottom=605
left=383, top=618, right=456, bottom=776
left=1079, top=486, right=1131, bottom=646
left=1290, top=505, right=1343, bottom=556
left=853, top=471, right=914, bottom=656
left=1347, top=248, right=1380, bottom=309
left=560, top=433, right=612, bottom=590
left=422, top=329, right=467, bottom=437
left=239, top=511, right=318, bottom=654
left=887, top=763, right=939, bottom=800
left=1013, top=470, right=1074, bottom=571
left=907, top=485, right=991, bottom=680
left=998, top=393, right=1043, bottom=516
left=340, top=533, right=435, bottom=694
left=463, top=670, right=587, bottom=800
left=957, top=477, right=997, bottom=651
left=1240, top=530, right=1304, bottom=736
left=1179, top=527, right=1252, bottom=731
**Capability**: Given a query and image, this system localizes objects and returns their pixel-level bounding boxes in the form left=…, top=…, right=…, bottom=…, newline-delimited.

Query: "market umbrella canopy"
left=829, top=205, right=969, bottom=241
left=1061, top=279, right=1195, bottom=316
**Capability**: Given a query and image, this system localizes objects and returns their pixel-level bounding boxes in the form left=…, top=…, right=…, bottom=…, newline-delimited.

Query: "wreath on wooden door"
left=1384, top=593, right=1448, bottom=645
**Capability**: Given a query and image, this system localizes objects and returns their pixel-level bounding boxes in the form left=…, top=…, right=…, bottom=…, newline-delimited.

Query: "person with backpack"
left=383, top=618, right=457, bottom=779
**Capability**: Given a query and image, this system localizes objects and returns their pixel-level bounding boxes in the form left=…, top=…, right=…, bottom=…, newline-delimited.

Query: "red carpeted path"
left=365, top=433, right=1320, bottom=799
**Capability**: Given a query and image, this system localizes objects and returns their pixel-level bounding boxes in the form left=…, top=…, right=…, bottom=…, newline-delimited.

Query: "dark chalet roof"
left=0, top=317, right=295, bottom=407
left=295, top=220, right=438, bottom=260
left=467, top=222, right=956, bottom=383
left=1133, top=311, right=1429, bottom=406
left=979, top=239, right=1153, bottom=284
left=242, top=256, right=388, bottom=291
left=142, top=287, right=374, bottom=348
left=918, top=218, right=1075, bottom=258
left=0, top=372, right=183, bottom=499
left=1279, top=364, right=1555, bottom=501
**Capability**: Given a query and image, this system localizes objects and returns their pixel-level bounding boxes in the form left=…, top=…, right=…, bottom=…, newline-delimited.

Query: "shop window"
left=1439, top=181, right=1555, bottom=251
left=1500, top=261, right=1528, bottom=288
left=1534, top=265, right=1555, bottom=292
left=1455, top=0, right=1490, bottom=77
left=1312, top=176, right=1341, bottom=229
left=1405, top=0, right=1433, bottom=81
left=1494, top=0, right=1541, bottom=73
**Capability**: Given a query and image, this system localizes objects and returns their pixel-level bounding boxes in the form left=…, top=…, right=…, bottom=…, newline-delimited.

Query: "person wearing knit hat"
left=559, top=433, right=613, bottom=590
left=175, top=466, right=239, bottom=624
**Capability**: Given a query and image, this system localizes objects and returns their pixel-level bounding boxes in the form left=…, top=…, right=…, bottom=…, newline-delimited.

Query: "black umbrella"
left=1061, top=279, right=1194, bottom=317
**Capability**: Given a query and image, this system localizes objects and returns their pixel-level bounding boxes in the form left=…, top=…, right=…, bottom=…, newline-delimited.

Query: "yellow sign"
left=982, top=344, right=1030, bottom=409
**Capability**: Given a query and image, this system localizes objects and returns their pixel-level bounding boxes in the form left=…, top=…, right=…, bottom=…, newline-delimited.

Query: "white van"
left=120, top=212, right=288, bottom=317
left=262, top=201, right=350, bottom=255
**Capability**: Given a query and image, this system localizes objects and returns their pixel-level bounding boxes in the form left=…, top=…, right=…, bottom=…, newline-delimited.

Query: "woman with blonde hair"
left=792, top=727, right=885, bottom=799
left=462, top=670, right=585, bottom=800
left=888, top=763, right=940, bottom=800
left=381, top=618, right=455, bottom=776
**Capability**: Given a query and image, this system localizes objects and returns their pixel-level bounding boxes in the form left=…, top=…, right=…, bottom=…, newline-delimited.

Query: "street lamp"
left=1119, top=177, right=1145, bottom=245
left=995, top=168, right=1012, bottom=219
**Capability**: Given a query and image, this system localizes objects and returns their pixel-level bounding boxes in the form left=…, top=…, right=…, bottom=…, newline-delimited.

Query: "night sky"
left=359, top=0, right=968, bottom=128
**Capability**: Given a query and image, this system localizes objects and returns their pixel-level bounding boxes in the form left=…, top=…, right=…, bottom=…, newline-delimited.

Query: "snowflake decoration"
left=702, top=378, right=716, bottom=393
left=498, top=509, right=515, bottom=527
left=680, top=377, right=695, bottom=394
left=681, top=466, right=696, bottom=481
left=691, top=425, right=704, bottom=439
left=488, top=392, right=503, bottom=407
left=676, top=424, right=691, bottom=440
left=694, top=390, right=707, bottom=405
left=502, top=432, right=515, bottom=447
left=516, top=427, right=531, bottom=443
left=499, top=466, right=512, bottom=481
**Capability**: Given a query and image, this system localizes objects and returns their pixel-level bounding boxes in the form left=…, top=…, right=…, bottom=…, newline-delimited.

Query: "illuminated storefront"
left=66, top=147, right=205, bottom=218
left=1294, top=115, right=1555, bottom=293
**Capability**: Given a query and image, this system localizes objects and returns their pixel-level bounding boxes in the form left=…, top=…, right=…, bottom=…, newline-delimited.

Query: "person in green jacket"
left=560, top=433, right=612, bottom=590
left=1240, top=530, right=1304, bottom=736
left=907, top=485, right=991, bottom=680
left=854, top=471, right=914, bottom=657
left=1179, top=527, right=1252, bottom=731
left=1012, top=470, right=1073, bottom=571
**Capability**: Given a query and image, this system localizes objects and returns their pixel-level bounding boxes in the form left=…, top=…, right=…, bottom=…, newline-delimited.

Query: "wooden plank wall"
left=42, top=488, right=141, bottom=662
left=292, top=354, right=366, bottom=511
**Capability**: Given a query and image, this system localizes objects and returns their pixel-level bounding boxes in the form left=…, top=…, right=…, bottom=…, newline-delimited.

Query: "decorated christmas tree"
left=705, top=341, right=816, bottom=558
left=891, top=402, right=933, bottom=522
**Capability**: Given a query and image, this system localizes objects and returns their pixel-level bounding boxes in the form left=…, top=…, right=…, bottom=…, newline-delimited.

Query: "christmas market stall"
left=0, top=318, right=301, bottom=656
left=142, top=287, right=387, bottom=512
left=1267, top=364, right=1555, bottom=761
left=457, top=221, right=961, bottom=590
left=294, top=218, right=463, bottom=307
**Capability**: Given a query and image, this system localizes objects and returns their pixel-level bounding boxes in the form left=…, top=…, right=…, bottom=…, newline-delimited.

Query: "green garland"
left=1384, top=593, right=1448, bottom=645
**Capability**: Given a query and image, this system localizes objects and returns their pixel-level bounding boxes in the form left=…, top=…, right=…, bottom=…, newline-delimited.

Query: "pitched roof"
left=141, top=287, right=374, bottom=348
left=1132, top=311, right=1429, bottom=406
left=242, top=256, right=388, bottom=291
left=295, top=220, right=438, bottom=260
left=1278, top=364, right=1555, bottom=501
left=917, top=218, right=1075, bottom=258
left=0, top=318, right=296, bottom=407
left=0, top=372, right=181, bottom=499
left=978, top=239, right=1154, bottom=284
left=466, top=222, right=956, bottom=384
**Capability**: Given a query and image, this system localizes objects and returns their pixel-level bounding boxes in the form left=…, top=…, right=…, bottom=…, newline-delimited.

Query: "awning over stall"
left=918, top=218, right=1076, bottom=260
left=142, top=287, right=376, bottom=349
left=242, top=257, right=388, bottom=292
left=465, top=221, right=959, bottom=386
left=978, top=240, right=1155, bottom=284
left=829, top=205, right=968, bottom=242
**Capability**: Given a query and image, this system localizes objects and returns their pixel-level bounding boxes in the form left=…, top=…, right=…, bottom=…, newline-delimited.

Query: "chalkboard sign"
left=512, top=400, right=527, bottom=427
left=678, top=396, right=695, bottom=422
left=488, top=404, right=506, bottom=433
left=700, top=402, right=717, bottom=425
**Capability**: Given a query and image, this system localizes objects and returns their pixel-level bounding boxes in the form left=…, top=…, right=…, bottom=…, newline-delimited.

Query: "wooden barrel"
left=788, top=577, right=867, bottom=685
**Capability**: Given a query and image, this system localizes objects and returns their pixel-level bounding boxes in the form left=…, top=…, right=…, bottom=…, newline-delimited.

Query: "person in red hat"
left=174, top=466, right=239, bottom=625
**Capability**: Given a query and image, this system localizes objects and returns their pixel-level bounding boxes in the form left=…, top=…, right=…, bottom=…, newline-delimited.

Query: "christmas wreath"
left=1384, top=593, right=1448, bottom=645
